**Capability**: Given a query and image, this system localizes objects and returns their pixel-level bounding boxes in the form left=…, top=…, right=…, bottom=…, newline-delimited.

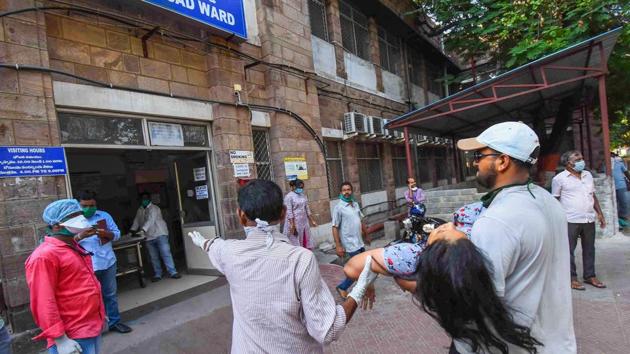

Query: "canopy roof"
left=385, top=28, right=622, bottom=138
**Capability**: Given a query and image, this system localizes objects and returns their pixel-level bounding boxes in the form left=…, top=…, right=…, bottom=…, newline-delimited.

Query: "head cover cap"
left=43, top=199, right=82, bottom=225
left=457, top=121, right=540, bottom=164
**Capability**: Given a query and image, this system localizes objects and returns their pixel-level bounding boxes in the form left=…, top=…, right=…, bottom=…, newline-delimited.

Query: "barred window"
left=417, top=147, right=433, bottom=184
left=408, top=49, right=423, bottom=86
left=325, top=140, right=345, bottom=198
left=426, top=60, right=444, bottom=97
left=339, top=0, right=370, bottom=60
left=252, top=130, right=273, bottom=180
left=356, top=143, right=383, bottom=192
left=392, top=145, right=408, bottom=187
left=308, top=0, right=329, bottom=41
left=435, top=146, right=452, bottom=181
left=378, top=27, right=402, bottom=76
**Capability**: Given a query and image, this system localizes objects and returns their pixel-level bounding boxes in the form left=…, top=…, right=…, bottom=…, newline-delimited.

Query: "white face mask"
left=411, top=186, right=418, bottom=191
left=60, top=215, right=93, bottom=233
left=243, top=219, right=281, bottom=249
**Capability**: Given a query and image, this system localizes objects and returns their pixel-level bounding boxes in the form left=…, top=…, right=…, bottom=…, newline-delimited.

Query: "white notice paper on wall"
left=195, top=185, right=208, bottom=200
left=233, top=163, right=250, bottom=177
left=148, top=122, right=184, bottom=146
left=193, top=167, right=206, bottom=181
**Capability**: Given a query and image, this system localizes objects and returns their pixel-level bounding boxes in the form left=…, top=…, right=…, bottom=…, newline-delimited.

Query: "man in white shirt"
left=456, top=121, right=576, bottom=354
left=552, top=150, right=606, bottom=290
left=131, top=192, right=181, bottom=281
left=187, top=179, right=378, bottom=353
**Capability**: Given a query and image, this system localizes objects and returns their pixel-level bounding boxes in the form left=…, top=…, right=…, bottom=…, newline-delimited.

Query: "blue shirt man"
left=612, top=153, right=629, bottom=227
left=76, top=190, right=132, bottom=334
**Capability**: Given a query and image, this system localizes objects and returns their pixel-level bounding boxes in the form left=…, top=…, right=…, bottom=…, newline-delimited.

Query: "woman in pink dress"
left=283, top=179, right=317, bottom=249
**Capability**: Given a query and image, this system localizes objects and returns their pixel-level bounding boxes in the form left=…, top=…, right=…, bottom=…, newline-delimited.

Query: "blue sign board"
left=143, top=0, right=248, bottom=40
left=0, top=146, right=67, bottom=178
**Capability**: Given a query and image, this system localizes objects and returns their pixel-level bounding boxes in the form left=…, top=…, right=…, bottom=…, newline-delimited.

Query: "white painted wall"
left=344, top=52, right=377, bottom=92
left=428, top=91, right=441, bottom=104
left=395, top=186, right=407, bottom=200
left=251, top=110, right=270, bottom=127
left=243, top=0, right=260, bottom=46
left=322, top=127, right=343, bottom=139
left=382, top=70, right=405, bottom=102
left=360, top=190, right=388, bottom=215
left=312, top=36, right=337, bottom=78
left=410, top=84, right=425, bottom=108
left=53, top=82, right=213, bottom=120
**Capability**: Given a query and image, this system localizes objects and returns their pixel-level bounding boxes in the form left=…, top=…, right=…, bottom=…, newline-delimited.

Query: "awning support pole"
left=597, top=43, right=612, bottom=176
left=404, top=127, right=414, bottom=179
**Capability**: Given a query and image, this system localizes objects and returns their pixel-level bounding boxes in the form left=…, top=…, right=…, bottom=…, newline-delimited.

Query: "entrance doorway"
left=66, top=148, right=217, bottom=273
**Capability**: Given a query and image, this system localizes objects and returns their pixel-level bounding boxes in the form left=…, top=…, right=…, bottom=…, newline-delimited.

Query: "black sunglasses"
left=471, top=151, right=502, bottom=162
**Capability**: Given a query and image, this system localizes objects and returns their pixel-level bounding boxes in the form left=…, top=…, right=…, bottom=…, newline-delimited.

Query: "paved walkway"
left=101, top=231, right=630, bottom=353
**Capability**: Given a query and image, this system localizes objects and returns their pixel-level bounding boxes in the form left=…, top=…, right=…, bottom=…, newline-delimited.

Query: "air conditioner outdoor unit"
left=343, top=112, right=369, bottom=134
left=369, top=116, right=384, bottom=136
left=382, top=119, right=392, bottom=138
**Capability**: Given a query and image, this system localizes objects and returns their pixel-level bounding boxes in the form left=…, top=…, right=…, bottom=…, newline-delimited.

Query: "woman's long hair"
left=413, top=238, right=542, bottom=354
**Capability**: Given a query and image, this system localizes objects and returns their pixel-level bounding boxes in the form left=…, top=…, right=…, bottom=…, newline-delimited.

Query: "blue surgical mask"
left=295, top=188, right=304, bottom=194
left=573, top=160, right=586, bottom=172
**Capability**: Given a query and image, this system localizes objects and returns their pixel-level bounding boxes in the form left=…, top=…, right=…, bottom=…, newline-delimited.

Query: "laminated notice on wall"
left=193, top=167, right=206, bottom=182
left=284, top=157, right=308, bottom=180
left=148, top=122, right=184, bottom=147
left=195, top=185, right=209, bottom=200
left=233, top=163, right=250, bottom=177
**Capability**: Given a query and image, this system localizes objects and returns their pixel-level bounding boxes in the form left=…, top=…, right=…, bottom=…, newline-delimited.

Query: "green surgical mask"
left=82, top=206, right=97, bottom=218
left=339, top=193, right=354, bottom=203
left=141, top=199, right=151, bottom=208
left=47, top=226, right=76, bottom=237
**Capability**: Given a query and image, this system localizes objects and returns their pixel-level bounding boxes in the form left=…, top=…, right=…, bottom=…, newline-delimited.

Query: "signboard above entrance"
left=142, top=0, right=248, bottom=40
left=0, top=146, right=67, bottom=178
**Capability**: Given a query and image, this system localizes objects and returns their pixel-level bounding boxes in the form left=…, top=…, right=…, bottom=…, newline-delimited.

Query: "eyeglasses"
left=471, top=152, right=502, bottom=163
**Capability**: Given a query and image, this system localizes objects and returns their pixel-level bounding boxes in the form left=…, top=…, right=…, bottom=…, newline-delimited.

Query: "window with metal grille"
left=252, top=130, right=273, bottom=180
left=426, top=60, right=444, bottom=97
left=339, top=1, right=370, bottom=60
left=308, top=0, right=329, bottom=41
left=408, top=49, right=423, bottom=86
left=435, top=146, right=452, bottom=181
left=378, top=27, right=402, bottom=76
left=392, top=145, right=408, bottom=186
left=356, top=143, right=383, bottom=192
left=417, top=147, right=432, bottom=184
left=325, top=140, right=345, bottom=198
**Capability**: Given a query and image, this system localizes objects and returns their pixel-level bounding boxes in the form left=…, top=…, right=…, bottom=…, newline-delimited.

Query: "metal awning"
left=385, top=28, right=622, bottom=137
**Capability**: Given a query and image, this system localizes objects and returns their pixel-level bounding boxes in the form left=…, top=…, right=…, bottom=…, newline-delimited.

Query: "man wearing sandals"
left=552, top=150, right=607, bottom=290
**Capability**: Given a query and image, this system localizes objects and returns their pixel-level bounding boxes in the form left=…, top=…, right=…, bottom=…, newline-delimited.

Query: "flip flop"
left=584, top=278, right=607, bottom=289
left=571, top=281, right=585, bottom=291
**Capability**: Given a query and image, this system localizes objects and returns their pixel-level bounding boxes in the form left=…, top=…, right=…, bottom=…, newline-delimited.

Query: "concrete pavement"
left=100, top=232, right=630, bottom=353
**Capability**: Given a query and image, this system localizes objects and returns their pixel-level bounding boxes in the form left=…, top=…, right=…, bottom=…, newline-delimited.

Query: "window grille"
left=425, top=60, right=445, bottom=97
left=356, top=143, right=383, bottom=192
left=392, top=145, right=408, bottom=187
left=408, top=49, right=424, bottom=86
left=339, top=1, right=370, bottom=60
left=308, top=0, right=329, bottom=41
left=325, top=140, right=345, bottom=198
left=378, top=27, right=402, bottom=76
left=252, top=130, right=273, bottom=180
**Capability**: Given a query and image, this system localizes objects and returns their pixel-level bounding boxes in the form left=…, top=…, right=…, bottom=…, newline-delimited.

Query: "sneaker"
left=170, top=273, right=182, bottom=279
left=151, top=276, right=161, bottom=282
left=109, top=323, right=133, bottom=334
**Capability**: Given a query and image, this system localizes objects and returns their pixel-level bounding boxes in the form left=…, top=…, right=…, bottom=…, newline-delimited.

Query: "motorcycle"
left=389, top=203, right=447, bottom=248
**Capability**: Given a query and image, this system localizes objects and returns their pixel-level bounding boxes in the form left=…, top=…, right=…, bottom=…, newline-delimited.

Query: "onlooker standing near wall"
left=552, top=150, right=607, bottom=291
left=612, top=152, right=630, bottom=230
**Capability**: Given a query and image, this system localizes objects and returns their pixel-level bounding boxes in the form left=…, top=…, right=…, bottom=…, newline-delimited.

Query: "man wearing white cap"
left=455, top=122, right=576, bottom=354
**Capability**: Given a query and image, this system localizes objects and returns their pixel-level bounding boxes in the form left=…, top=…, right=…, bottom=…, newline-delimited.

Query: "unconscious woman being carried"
left=343, top=222, right=542, bottom=354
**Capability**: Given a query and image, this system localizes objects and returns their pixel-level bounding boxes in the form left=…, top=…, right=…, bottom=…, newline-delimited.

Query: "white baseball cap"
left=457, top=121, right=540, bottom=164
